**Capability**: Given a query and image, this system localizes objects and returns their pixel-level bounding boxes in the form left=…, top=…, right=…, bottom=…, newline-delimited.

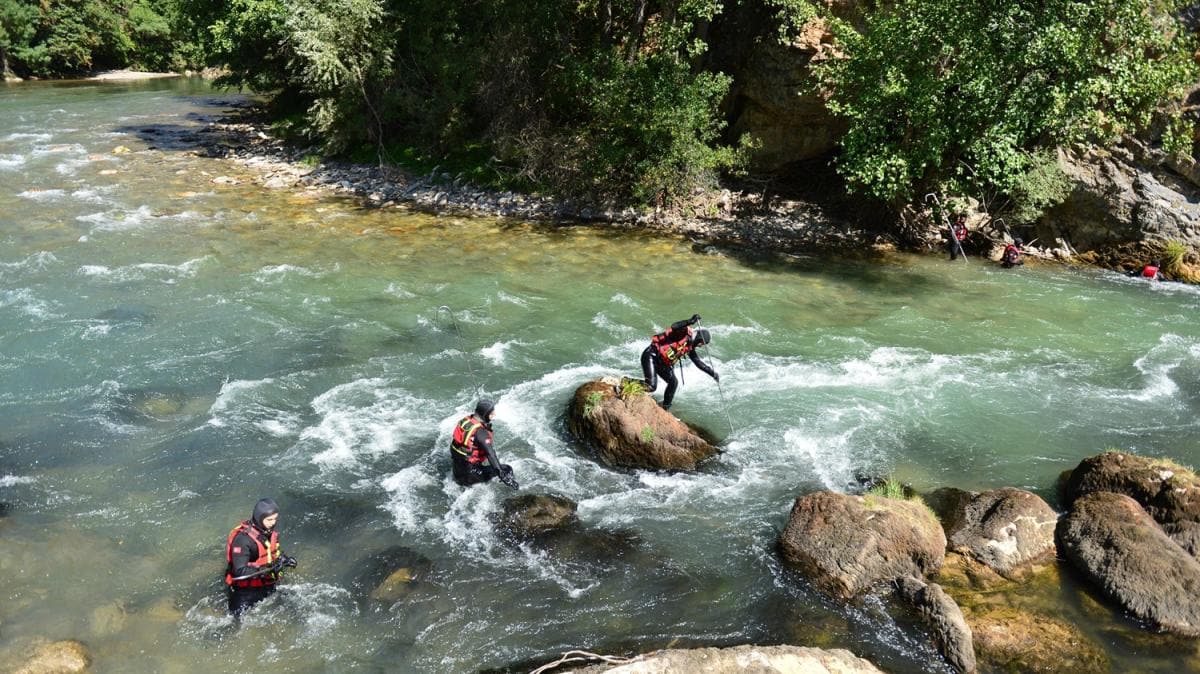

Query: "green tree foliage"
left=802, top=0, right=1198, bottom=208
left=1, top=0, right=191, bottom=77
left=192, top=0, right=747, bottom=204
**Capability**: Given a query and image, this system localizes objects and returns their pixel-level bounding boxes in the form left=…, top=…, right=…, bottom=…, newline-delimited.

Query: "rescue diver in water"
left=224, top=497, right=297, bottom=617
left=640, top=314, right=719, bottom=410
left=450, top=399, right=518, bottom=489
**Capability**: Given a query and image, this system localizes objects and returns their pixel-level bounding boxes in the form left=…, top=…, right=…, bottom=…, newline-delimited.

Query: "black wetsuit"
left=641, top=319, right=716, bottom=409
left=1001, top=244, right=1023, bottom=268
left=226, top=498, right=288, bottom=617
left=450, top=417, right=503, bottom=486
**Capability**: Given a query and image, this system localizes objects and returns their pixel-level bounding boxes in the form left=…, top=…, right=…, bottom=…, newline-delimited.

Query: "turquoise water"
left=2, top=78, right=1200, bottom=672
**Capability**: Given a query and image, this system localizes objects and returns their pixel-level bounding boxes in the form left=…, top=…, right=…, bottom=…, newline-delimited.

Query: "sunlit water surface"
left=3, top=79, right=1200, bottom=673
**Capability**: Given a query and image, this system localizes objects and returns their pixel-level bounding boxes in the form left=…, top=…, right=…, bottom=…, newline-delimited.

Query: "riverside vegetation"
left=4, top=0, right=1198, bottom=250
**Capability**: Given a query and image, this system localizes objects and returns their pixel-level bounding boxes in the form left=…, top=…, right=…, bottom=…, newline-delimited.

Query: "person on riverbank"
left=224, top=498, right=297, bottom=617
left=639, top=314, right=719, bottom=411
left=1001, top=238, right=1024, bottom=268
left=450, top=399, right=518, bottom=489
left=948, top=213, right=968, bottom=260
left=1128, top=260, right=1165, bottom=280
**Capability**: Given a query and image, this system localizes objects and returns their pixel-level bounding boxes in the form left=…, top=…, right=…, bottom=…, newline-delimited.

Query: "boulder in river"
left=14, top=640, right=91, bottom=674
left=565, top=644, right=884, bottom=673
left=494, top=493, right=578, bottom=540
left=351, top=546, right=433, bottom=606
left=778, top=490, right=946, bottom=599
left=938, top=487, right=1058, bottom=579
left=566, top=377, right=718, bottom=470
left=1057, top=491, right=1200, bottom=635
left=896, top=576, right=976, bottom=674
left=1063, top=451, right=1200, bottom=532
left=966, top=604, right=1109, bottom=674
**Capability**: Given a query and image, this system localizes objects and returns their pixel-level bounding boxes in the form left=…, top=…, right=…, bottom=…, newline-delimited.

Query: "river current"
left=3, top=78, right=1200, bottom=673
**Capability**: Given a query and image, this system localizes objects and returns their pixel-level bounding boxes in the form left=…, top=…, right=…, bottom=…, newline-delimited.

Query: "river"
left=3, top=78, right=1200, bottom=673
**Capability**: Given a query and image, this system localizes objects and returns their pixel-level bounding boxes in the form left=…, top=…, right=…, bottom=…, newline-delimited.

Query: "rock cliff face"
left=1040, top=145, right=1200, bottom=254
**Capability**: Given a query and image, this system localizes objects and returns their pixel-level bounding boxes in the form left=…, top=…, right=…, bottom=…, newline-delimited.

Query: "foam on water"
left=480, top=339, right=526, bottom=367
left=0, top=153, right=25, bottom=169
left=76, top=205, right=199, bottom=233
left=0, top=288, right=57, bottom=319
left=0, top=474, right=36, bottom=488
left=0, top=251, right=58, bottom=275
left=292, top=378, right=441, bottom=471
left=206, top=377, right=303, bottom=437
left=609, top=292, right=641, bottom=308
left=78, top=256, right=213, bottom=284
left=17, top=188, right=66, bottom=201
left=252, top=264, right=324, bottom=283
left=1125, top=333, right=1193, bottom=402
left=4, top=132, right=52, bottom=142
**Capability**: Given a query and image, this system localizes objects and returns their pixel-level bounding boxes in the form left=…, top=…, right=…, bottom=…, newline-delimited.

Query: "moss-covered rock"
left=566, top=377, right=718, bottom=470
left=778, top=490, right=945, bottom=599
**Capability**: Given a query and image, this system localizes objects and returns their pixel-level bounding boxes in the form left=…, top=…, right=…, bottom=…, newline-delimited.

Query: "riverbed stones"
left=896, top=576, right=976, bottom=674
left=938, top=487, right=1058, bottom=579
left=567, top=644, right=884, bottom=673
left=778, top=491, right=946, bottom=599
left=14, top=640, right=91, bottom=674
left=495, top=493, right=578, bottom=539
left=1057, top=491, right=1200, bottom=635
left=566, top=378, right=718, bottom=471
left=967, top=604, right=1108, bottom=674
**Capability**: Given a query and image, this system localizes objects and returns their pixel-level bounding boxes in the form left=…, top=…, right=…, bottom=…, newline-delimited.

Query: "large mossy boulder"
left=1064, top=451, right=1200, bottom=523
left=568, top=644, right=884, bottom=673
left=778, top=491, right=946, bottom=599
left=495, top=493, right=578, bottom=540
left=567, top=378, right=718, bottom=471
left=1064, top=451, right=1200, bottom=556
left=1057, top=491, right=1200, bottom=636
left=939, top=487, right=1058, bottom=579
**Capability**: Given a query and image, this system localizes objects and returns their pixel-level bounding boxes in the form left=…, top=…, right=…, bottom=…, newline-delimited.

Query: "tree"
left=0, top=0, right=39, bottom=77
left=802, top=0, right=1198, bottom=208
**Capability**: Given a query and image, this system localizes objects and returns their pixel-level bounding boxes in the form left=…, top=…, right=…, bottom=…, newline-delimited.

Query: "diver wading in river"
left=450, top=399, right=519, bottom=489
left=224, top=498, right=297, bottom=616
left=640, top=314, right=719, bottom=410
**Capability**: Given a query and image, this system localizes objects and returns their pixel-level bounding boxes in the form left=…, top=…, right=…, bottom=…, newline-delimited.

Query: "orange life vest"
left=651, top=327, right=693, bottom=365
left=451, top=415, right=492, bottom=465
left=224, top=521, right=280, bottom=588
left=1142, top=265, right=1159, bottom=278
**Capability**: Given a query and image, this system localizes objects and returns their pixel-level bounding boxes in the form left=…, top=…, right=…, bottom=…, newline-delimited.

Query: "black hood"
left=251, top=497, right=279, bottom=531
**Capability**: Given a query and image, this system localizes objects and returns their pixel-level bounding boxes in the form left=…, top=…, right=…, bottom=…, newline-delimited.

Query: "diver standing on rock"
left=224, top=497, right=297, bottom=617
left=450, top=399, right=518, bottom=489
left=639, top=314, right=719, bottom=411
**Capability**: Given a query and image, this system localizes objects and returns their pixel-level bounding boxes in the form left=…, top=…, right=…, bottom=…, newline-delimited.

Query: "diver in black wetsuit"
left=449, top=399, right=518, bottom=488
left=640, top=314, right=718, bottom=410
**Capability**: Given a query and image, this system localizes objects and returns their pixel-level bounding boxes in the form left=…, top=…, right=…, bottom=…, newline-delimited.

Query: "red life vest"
left=1142, top=265, right=1159, bottom=278
left=1002, top=244, right=1020, bottom=263
left=952, top=223, right=968, bottom=241
left=451, top=415, right=492, bottom=465
left=651, top=327, right=693, bottom=365
left=225, top=521, right=280, bottom=588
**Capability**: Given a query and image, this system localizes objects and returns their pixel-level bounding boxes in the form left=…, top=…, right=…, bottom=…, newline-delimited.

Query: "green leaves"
left=801, top=0, right=1198, bottom=210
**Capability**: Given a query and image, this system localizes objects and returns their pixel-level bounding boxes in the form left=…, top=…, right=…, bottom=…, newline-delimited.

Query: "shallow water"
left=2, top=78, right=1200, bottom=673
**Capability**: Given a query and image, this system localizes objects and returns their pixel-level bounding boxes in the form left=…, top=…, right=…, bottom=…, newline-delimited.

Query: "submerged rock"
left=566, top=377, right=718, bottom=471
left=778, top=491, right=946, bottom=599
left=896, top=576, right=976, bottom=674
left=939, top=487, right=1058, bottom=579
left=350, top=546, right=433, bottom=606
left=14, top=640, right=91, bottom=674
left=1057, top=491, right=1200, bottom=635
left=967, top=604, right=1109, bottom=674
left=565, top=644, right=884, bottom=673
left=495, top=493, right=578, bottom=540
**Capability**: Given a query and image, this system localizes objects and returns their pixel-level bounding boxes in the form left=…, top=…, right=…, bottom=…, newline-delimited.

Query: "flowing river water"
left=3, top=78, right=1200, bottom=673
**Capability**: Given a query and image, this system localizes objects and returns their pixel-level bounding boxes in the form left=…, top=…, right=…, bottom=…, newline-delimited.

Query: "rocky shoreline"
left=168, top=104, right=900, bottom=257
